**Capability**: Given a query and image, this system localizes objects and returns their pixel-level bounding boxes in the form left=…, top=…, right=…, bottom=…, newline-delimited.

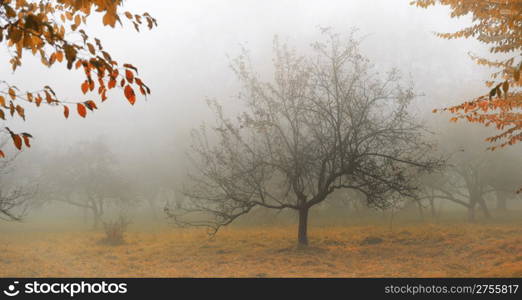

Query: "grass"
left=1, top=220, right=522, bottom=277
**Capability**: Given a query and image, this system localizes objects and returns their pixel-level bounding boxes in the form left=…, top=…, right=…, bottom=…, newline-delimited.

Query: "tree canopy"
left=0, top=0, right=156, bottom=155
left=413, top=0, right=522, bottom=150
left=168, top=30, right=441, bottom=246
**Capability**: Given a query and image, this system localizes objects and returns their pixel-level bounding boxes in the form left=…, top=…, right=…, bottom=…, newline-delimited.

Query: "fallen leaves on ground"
left=0, top=223, right=521, bottom=277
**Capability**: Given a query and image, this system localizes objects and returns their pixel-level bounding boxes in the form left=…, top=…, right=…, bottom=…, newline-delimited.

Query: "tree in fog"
left=0, top=1, right=156, bottom=153
left=483, top=152, right=522, bottom=212
left=0, top=160, right=32, bottom=220
left=126, top=147, right=186, bottom=219
left=419, top=125, right=522, bottom=221
left=414, top=0, right=522, bottom=150
left=42, top=139, right=136, bottom=228
left=0, top=138, right=34, bottom=220
left=167, top=30, right=441, bottom=246
left=431, top=157, right=493, bottom=221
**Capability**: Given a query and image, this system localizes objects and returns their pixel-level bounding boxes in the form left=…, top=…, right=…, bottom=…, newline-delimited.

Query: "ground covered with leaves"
left=0, top=222, right=521, bottom=277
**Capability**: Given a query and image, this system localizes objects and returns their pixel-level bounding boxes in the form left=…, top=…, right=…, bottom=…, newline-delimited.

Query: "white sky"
left=0, top=0, right=491, bottom=160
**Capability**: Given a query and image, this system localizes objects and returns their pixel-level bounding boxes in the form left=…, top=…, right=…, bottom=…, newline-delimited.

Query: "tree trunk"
left=82, top=206, right=89, bottom=225
left=416, top=201, right=424, bottom=220
left=147, top=197, right=158, bottom=219
left=478, top=197, right=491, bottom=218
left=91, top=200, right=103, bottom=229
left=496, top=191, right=507, bottom=211
left=297, top=207, right=309, bottom=247
left=92, top=208, right=101, bottom=229
left=468, top=201, right=476, bottom=222
left=429, top=196, right=436, bottom=218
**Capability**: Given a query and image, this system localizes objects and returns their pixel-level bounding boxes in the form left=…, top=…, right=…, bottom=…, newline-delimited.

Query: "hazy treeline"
left=3, top=120, right=522, bottom=230
left=0, top=1, right=520, bottom=246
left=1, top=37, right=521, bottom=233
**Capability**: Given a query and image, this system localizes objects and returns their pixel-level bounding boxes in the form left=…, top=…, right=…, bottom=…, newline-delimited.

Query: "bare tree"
left=0, top=137, right=34, bottom=220
left=42, top=139, right=137, bottom=228
left=101, top=214, right=131, bottom=245
left=167, top=30, right=440, bottom=246
left=0, top=180, right=33, bottom=221
left=420, top=125, right=522, bottom=221
left=485, top=152, right=522, bottom=212
left=430, top=160, right=492, bottom=221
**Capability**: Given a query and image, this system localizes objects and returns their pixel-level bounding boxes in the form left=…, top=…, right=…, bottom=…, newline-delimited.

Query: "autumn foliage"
left=0, top=0, right=156, bottom=154
left=413, top=0, right=522, bottom=150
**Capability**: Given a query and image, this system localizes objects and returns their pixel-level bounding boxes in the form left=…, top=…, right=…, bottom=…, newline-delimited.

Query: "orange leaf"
left=11, top=134, right=22, bottom=150
left=45, top=91, right=53, bottom=104
left=108, top=78, right=116, bottom=89
left=0, top=150, right=5, bottom=158
left=49, top=53, right=56, bottom=65
left=124, top=85, right=136, bottom=105
left=63, top=105, right=69, bottom=119
left=35, top=95, right=42, bottom=107
left=84, top=100, right=97, bottom=111
left=102, top=12, right=117, bottom=27
left=15, top=105, right=25, bottom=121
left=22, top=135, right=31, bottom=148
left=8, top=88, right=16, bottom=100
left=81, top=81, right=89, bottom=94
left=55, top=51, right=64, bottom=63
left=139, top=86, right=146, bottom=96
left=125, top=70, right=134, bottom=84
left=123, top=64, right=138, bottom=72
left=77, top=103, right=87, bottom=118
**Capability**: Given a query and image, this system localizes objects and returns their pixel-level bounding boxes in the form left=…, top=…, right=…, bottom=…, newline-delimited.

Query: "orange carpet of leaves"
left=0, top=223, right=521, bottom=277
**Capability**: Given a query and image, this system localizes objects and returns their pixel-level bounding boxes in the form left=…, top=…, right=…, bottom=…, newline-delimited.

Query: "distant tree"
left=42, top=139, right=136, bottom=228
left=438, top=157, right=493, bottom=221
left=417, top=171, right=446, bottom=218
left=0, top=137, right=34, bottom=220
left=421, top=154, right=522, bottom=221
left=126, top=148, right=185, bottom=219
left=166, top=30, right=441, bottom=247
left=482, top=150, right=522, bottom=211
left=413, top=0, right=522, bottom=150
left=418, top=125, right=522, bottom=220
left=0, top=0, right=156, bottom=155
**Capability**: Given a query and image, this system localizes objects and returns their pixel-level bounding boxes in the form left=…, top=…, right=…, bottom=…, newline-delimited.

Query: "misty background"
left=1, top=0, right=517, bottom=228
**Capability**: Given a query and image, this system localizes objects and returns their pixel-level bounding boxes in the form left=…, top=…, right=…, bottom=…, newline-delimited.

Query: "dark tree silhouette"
left=167, top=30, right=441, bottom=246
left=0, top=138, right=34, bottom=220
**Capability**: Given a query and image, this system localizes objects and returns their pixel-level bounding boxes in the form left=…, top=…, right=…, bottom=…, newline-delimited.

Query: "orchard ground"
left=1, top=213, right=521, bottom=277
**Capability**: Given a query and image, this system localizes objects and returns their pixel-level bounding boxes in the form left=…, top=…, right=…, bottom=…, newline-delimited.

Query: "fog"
left=1, top=0, right=522, bottom=278
left=1, top=0, right=515, bottom=217
left=0, top=0, right=491, bottom=148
